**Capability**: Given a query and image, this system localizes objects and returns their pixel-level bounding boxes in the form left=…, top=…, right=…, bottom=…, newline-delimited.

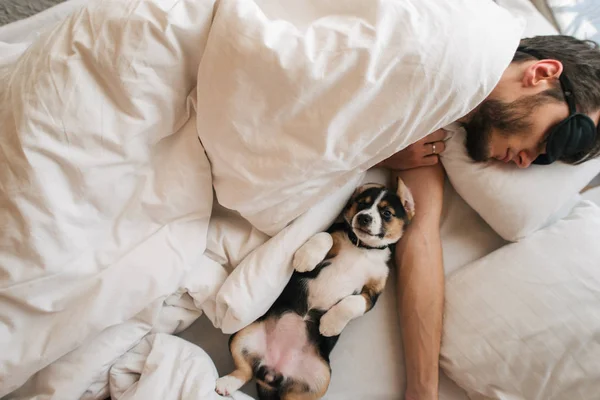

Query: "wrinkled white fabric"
left=0, top=0, right=525, bottom=398
left=197, top=0, right=525, bottom=236
left=0, top=0, right=218, bottom=396
left=109, top=333, right=253, bottom=400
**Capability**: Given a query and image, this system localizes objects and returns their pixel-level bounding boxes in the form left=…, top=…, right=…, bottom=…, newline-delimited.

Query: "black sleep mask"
left=516, top=46, right=596, bottom=165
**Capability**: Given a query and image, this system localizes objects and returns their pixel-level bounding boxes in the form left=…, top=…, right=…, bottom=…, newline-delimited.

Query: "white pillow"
left=438, top=0, right=600, bottom=242
left=546, top=0, right=600, bottom=43
left=528, top=0, right=562, bottom=31
left=440, top=200, right=600, bottom=400
left=582, top=185, right=600, bottom=204
left=441, top=127, right=600, bottom=241
left=195, top=0, right=525, bottom=235
left=496, top=0, right=560, bottom=36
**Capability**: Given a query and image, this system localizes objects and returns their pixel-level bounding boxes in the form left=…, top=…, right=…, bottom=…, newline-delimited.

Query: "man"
left=377, top=35, right=600, bottom=399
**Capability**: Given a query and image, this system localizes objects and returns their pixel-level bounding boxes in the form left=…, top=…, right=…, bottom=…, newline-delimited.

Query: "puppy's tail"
left=255, top=365, right=284, bottom=399
left=256, top=382, right=280, bottom=400
left=255, top=365, right=284, bottom=387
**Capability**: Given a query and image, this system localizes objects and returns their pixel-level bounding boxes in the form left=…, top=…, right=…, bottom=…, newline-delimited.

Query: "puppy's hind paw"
left=215, top=375, right=243, bottom=397
left=293, top=232, right=333, bottom=273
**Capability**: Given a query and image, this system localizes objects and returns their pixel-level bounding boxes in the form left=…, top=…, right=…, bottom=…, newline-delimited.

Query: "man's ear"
left=523, top=59, right=563, bottom=87
left=396, top=176, right=415, bottom=220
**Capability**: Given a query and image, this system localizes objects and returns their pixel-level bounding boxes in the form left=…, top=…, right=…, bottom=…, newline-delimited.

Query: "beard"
left=462, top=90, right=560, bottom=162
left=463, top=98, right=533, bottom=162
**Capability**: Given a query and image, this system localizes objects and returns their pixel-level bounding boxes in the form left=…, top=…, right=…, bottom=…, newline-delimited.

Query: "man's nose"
left=515, top=151, right=533, bottom=168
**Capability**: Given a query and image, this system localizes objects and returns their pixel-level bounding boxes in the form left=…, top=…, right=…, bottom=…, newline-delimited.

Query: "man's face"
left=464, top=94, right=570, bottom=168
left=462, top=59, right=600, bottom=168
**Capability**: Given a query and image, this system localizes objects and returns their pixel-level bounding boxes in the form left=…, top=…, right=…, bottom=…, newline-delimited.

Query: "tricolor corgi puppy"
left=216, top=176, right=415, bottom=400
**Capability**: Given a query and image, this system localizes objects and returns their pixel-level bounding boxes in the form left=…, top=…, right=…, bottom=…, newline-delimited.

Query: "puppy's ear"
left=396, top=176, right=415, bottom=220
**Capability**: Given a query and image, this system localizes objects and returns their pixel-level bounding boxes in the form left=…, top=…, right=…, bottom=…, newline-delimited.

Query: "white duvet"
left=0, top=0, right=525, bottom=398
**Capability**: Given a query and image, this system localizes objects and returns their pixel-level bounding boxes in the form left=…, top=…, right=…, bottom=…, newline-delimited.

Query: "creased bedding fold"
left=1, top=0, right=524, bottom=398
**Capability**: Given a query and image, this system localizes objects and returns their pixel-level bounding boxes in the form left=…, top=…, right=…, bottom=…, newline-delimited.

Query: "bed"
left=1, top=1, right=599, bottom=399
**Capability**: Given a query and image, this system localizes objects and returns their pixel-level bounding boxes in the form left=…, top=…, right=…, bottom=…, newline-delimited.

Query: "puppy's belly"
left=253, top=313, right=326, bottom=384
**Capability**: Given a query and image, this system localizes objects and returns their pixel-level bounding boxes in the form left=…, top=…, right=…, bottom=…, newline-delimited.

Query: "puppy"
left=215, top=176, right=415, bottom=400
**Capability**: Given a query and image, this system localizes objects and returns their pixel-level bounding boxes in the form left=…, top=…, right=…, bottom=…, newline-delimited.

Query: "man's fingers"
left=375, top=131, right=447, bottom=171
left=430, top=140, right=446, bottom=155
left=424, top=129, right=447, bottom=143
left=421, top=155, right=439, bottom=166
left=421, top=141, right=446, bottom=157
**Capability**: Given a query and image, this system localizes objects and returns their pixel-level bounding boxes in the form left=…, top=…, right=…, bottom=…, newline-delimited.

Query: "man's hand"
left=376, top=129, right=447, bottom=170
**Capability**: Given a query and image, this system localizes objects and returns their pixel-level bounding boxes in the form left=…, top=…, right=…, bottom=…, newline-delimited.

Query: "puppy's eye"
left=382, top=210, right=392, bottom=219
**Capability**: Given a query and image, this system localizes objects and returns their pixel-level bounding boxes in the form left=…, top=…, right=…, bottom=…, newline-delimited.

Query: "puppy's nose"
left=357, top=214, right=372, bottom=226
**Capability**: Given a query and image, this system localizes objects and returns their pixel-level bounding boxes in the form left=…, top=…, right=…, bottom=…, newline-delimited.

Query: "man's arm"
left=393, top=163, right=445, bottom=400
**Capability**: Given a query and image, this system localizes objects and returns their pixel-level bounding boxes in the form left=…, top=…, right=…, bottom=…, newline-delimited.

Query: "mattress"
left=0, top=1, right=556, bottom=399
left=178, top=176, right=505, bottom=400
left=181, top=176, right=597, bottom=400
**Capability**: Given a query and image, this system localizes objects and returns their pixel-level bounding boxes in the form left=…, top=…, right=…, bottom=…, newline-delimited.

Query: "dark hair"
left=513, top=35, right=600, bottom=164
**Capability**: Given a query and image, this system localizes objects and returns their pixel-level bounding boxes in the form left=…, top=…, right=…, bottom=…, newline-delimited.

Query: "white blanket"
left=0, top=0, right=525, bottom=398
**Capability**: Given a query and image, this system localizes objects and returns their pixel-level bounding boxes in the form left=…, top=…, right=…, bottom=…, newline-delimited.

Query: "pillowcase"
left=441, top=127, right=600, bottom=241
left=440, top=199, right=600, bottom=400
left=496, top=0, right=560, bottom=36
left=546, top=0, right=600, bottom=44
left=528, top=0, right=562, bottom=31
left=582, top=185, right=600, bottom=204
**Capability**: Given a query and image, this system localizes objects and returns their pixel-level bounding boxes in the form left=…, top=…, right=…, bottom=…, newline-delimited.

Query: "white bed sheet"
left=178, top=169, right=506, bottom=400
left=583, top=186, right=600, bottom=204
left=0, top=1, right=507, bottom=399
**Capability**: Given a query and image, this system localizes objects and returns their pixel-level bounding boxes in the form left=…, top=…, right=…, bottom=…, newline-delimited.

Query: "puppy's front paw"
left=293, top=232, right=332, bottom=273
left=215, top=375, right=243, bottom=397
left=319, top=310, right=348, bottom=337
